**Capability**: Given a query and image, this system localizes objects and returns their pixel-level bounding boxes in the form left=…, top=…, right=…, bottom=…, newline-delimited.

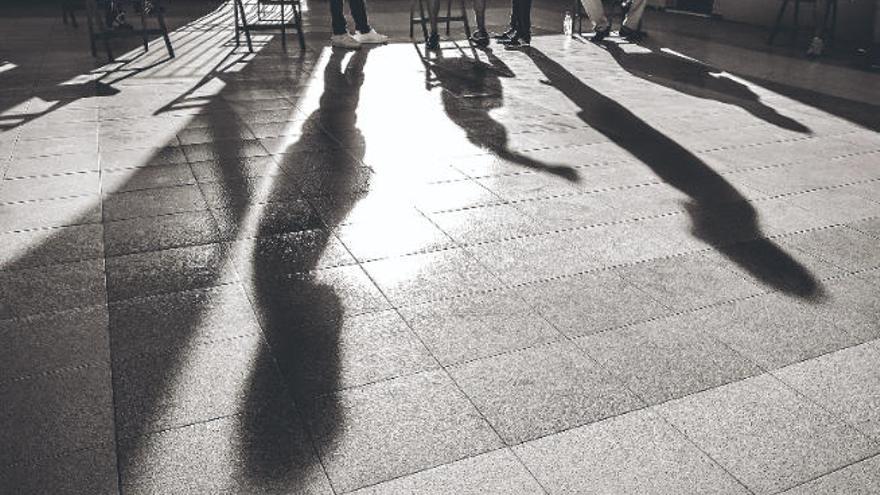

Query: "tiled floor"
left=1, top=0, right=880, bottom=493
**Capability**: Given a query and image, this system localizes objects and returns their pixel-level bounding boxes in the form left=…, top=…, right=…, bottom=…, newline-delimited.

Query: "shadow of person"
left=240, top=46, right=375, bottom=486
left=603, top=41, right=812, bottom=134
left=428, top=49, right=580, bottom=182
left=525, top=47, right=824, bottom=300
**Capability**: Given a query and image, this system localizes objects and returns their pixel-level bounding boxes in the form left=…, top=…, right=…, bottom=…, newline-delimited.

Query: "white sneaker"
left=353, top=29, right=388, bottom=44
left=330, top=33, right=361, bottom=48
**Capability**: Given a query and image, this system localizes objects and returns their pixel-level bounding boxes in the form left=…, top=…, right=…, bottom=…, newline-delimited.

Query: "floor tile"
left=520, top=269, right=670, bottom=337
left=696, top=292, right=861, bottom=370
left=399, top=289, right=562, bottom=366
left=118, top=403, right=331, bottom=495
left=578, top=311, right=761, bottom=405
left=303, top=370, right=502, bottom=493
left=0, top=259, right=106, bottom=317
left=104, top=209, right=221, bottom=256
left=0, top=444, right=119, bottom=495
left=774, top=341, right=880, bottom=441
left=615, top=251, right=762, bottom=311
left=449, top=341, right=642, bottom=444
left=655, top=374, right=879, bottom=495
left=351, top=448, right=544, bottom=495
left=362, top=248, right=501, bottom=305
left=105, top=243, right=235, bottom=301
left=0, top=305, right=109, bottom=382
left=779, top=454, right=880, bottom=495
left=0, top=364, right=114, bottom=465
left=0, top=223, right=104, bottom=269
left=514, top=408, right=749, bottom=495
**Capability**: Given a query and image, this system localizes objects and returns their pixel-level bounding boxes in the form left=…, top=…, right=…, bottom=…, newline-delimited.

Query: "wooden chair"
left=85, top=0, right=174, bottom=62
left=410, top=0, right=471, bottom=44
left=234, top=0, right=305, bottom=52
left=768, top=0, right=838, bottom=46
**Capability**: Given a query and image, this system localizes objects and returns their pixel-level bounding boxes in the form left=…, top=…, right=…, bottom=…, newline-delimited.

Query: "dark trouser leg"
left=329, top=0, right=348, bottom=34
left=349, top=0, right=372, bottom=33
left=473, top=0, right=487, bottom=31
left=515, top=0, right=531, bottom=39
left=510, top=0, right=519, bottom=31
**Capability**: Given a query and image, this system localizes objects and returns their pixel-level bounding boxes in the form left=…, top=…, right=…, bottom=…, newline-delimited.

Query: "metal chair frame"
left=84, top=0, right=174, bottom=62
left=234, top=0, right=305, bottom=52
left=410, top=0, right=471, bottom=44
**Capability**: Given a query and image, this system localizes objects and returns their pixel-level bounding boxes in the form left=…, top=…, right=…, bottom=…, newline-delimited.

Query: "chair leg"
left=295, top=4, right=305, bottom=49
left=445, top=0, right=451, bottom=35
left=792, top=0, right=800, bottom=44
left=156, top=6, right=174, bottom=58
left=410, top=0, right=415, bottom=38
left=460, top=0, right=470, bottom=37
left=768, top=0, right=789, bottom=45
left=280, top=2, right=287, bottom=51
left=237, top=0, right=254, bottom=52
left=140, top=9, right=149, bottom=52
left=417, top=0, right=429, bottom=42
left=85, top=1, right=98, bottom=56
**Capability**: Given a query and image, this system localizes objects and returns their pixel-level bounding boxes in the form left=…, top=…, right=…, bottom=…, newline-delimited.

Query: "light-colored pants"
left=580, top=0, right=647, bottom=30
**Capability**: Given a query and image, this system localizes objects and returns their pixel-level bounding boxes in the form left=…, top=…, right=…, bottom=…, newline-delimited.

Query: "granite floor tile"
left=779, top=454, right=880, bottom=495
left=102, top=184, right=208, bottom=221
left=774, top=340, right=880, bottom=441
left=0, top=223, right=104, bottom=270
left=0, top=259, right=106, bottom=317
left=102, top=162, right=197, bottom=193
left=514, top=408, right=749, bottom=495
left=113, top=333, right=280, bottom=437
left=398, top=289, right=561, bottom=366
left=351, top=448, right=544, bottom=495
left=118, top=403, right=331, bottom=495
left=0, top=195, right=101, bottom=232
left=428, top=203, right=543, bottom=245
left=0, top=444, right=119, bottom=495
left=578, top=311, right=761, bottom=405
left=362, top=248, right=501, bottom=305
left=108, top=283, right=259, bottom=361
left=655, top=374, right=879, bottom=495
left=336, top=212, right=454, bottom=261
left=105, top=243, right=235, bottom=302
left=520, top=269, right=670, bottom=337
left=265, top=309, right=437, bottom=398
left=696, top=291, right=861, bottom=370
left=0, top=171, right=100, bottom=203
left=0, top=305, right=109, bottom=382
left=780, top=226, right=880, bottom=273
left=449, top=340, right=642, bottom=444
left=303, top=370, right=502, bottom=493
left=0, top=363, right=114, bottom=465
left=103, top=209, right=221, bottom=256
left=615, top=251, right=763, bottom=311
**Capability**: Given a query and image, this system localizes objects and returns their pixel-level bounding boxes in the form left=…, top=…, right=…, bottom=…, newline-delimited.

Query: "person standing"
left=498, top=0, right=532, bottom=47
left=470, top=0, right=491, bottom=46
left=329, top=0, right=388, bottom=48
left=580, top=0, right=647, bottom=42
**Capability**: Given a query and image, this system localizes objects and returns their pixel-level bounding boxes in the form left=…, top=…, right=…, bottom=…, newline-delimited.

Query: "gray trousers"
left=580, top=0, right=647, bottom=30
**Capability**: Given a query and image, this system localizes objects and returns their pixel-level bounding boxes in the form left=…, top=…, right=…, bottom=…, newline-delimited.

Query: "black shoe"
left=425, top=32, right=440, bottom=50
left=503, top=35, right=530, bottom=49
left=591, top=25, right=610, bottom=42
left=492, top=28, right=515, bottom=40
left=469, top=30, right=490, bottom=47
left=618, top=25, right=644, bottom=41
left=497, top=31, right=519, bottom=44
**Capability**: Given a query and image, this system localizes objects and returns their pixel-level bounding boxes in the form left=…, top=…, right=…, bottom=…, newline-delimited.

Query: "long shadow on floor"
left=525, top=47, right=824, bottom=300
left=429, top=48, right=580, bottom=182
left=241, top=46, right=374, bottom=487
left=604, top=41, right=812, bottom=134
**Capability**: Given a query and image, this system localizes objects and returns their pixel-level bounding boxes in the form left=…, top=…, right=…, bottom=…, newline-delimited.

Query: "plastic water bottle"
left=563, top=11, right=573, bottom=37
